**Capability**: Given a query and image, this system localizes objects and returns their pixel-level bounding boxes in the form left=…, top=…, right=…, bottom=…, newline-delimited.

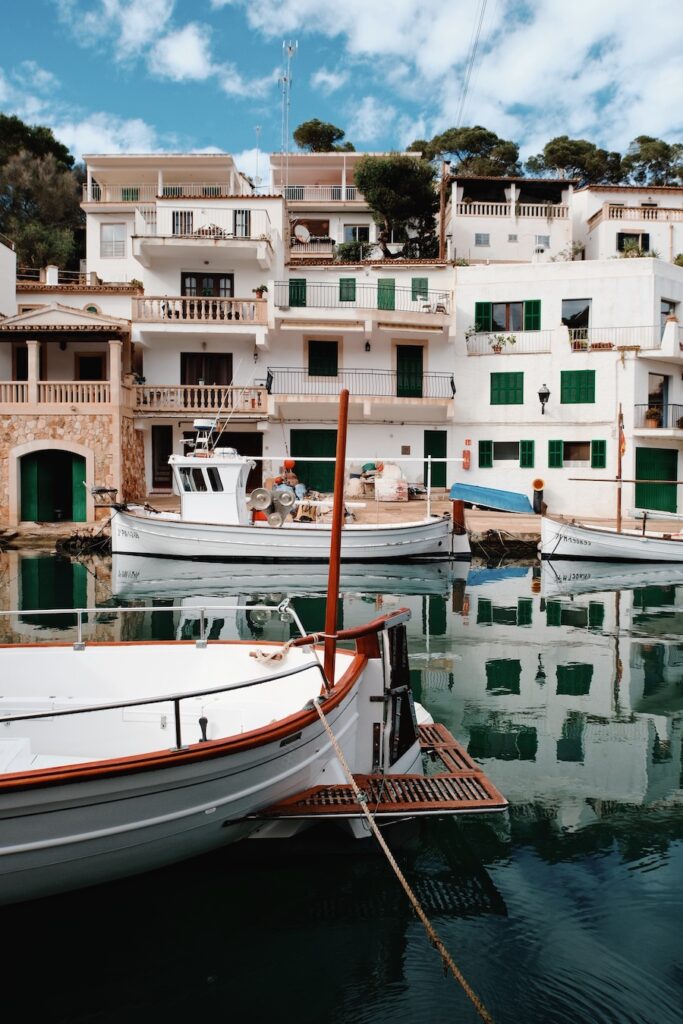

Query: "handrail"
left=292, top=608, right=410, bottom=648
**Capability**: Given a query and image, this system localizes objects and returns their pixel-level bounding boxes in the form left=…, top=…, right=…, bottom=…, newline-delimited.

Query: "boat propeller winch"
left=247, top=486, right=297, bottom=527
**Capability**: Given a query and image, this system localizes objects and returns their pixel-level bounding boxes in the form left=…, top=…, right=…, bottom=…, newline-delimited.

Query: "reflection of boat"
left=541, top=516, right=683, bottom=563
left=541, top=558, right=683, bottom=598
left=111, top=555, right=468, bottom=600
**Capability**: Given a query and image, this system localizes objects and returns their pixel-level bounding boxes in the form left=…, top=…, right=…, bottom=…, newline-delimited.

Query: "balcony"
left=634, top=404, right=683, bottom=431
left=83, top=183, right=240, bottom=203
left=274, top=281, right=451, bottom=315
left=266, top=367, right=455, bottom=400
left=568, top=326, right=661, bottom=350
left=133, top=296, right=267, bottom=325
left=587, top=204, right=683, bottom=229
left=289, top=238, right=336, bottom=258
left=455, top=202, right=568, bottom=219
left=0, top=381, right=112, bottom=408
left=135, top=384, right=268, bottom=416
left=465, top=330, right=552, bottom=355
left=132, top=207, right=273, bottom=268
left=283, top=185, right=360, bottom=203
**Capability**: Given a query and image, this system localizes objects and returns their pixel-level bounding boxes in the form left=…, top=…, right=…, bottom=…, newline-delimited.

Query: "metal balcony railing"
left=465, top=330, right=552, bottom=355
left=133, top=207, right=272, bottom=242
left=83, top=183, right=248, bottom=202
left=634, top=404, right=683, bottom=429
left=274, top=281, right=451, bottom=314
left=266, top=367, right=455, bottom=399
left=568, top=325, right=661, bottom=350
left=283, top=185, right=359, bottom=202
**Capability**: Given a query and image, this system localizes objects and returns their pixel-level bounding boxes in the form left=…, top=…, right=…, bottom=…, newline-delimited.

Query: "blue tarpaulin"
left=449, top=483, right=534, bottom=514
left=467, top=566, right=530, bottom=587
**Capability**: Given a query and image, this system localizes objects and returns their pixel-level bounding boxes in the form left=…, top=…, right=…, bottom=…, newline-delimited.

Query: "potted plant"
left=489, top=333, right=517, bottom=353
left=253, top=285, right=268, bottom=298
left=645, top=406, right=663, bottom=428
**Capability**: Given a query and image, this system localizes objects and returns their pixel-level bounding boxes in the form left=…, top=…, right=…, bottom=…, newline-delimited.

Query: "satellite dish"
left=294, top=224, right=311, bottom=243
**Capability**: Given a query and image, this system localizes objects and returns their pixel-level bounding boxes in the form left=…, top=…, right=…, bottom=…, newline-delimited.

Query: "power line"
left=456, top=0, right=487, bottom=128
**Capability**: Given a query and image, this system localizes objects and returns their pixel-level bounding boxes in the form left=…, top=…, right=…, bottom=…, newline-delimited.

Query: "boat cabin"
left=169, top=421, right=253, bottom=525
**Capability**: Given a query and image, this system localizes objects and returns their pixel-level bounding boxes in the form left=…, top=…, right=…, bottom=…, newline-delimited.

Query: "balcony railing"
left=83, top=183, right=246, bottom=202
left=465, top=330, right=552, bottom=355
left=133, top=296, right=267, bottom=324
left=0, top=382, right=28, bottom=402
left=0, top=381, right=111, bottom=404
left=274, top=281, right=451, bottom=315
left=588, top=204, right=683, bottom=229
left=634, top=404, right=683, bottom=429
left=266, top=367, right=455, bottom=399
left=136, top=384, right=268, bottom=414
left=289, top=239, right=336, bottom=255
left=133, top=207, right=272, bottom=242
left=284, top=185, right=359, bottom=202
left=455, top=202, right=568, bottom=219
left=568, top=325, right=661, bottom=350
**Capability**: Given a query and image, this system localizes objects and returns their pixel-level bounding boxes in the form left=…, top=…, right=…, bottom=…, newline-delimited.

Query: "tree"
left=353, top=154, right=438, bottom=257
left=0, top=151, right=82, bottom=266
left=292, top=119, right=355, bottom=152
left=525, top=136, right=622, bottom=182
left=622, top=135, right=683, bottom=185
left=410, top=126, right=521, bottom=176
left=0, top=113, right=74, bottom=170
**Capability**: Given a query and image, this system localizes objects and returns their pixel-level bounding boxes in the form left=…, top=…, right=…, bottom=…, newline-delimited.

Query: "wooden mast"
left=324, top=389, right=350, bottom=684
left=616, top=404, right=624, bottom=533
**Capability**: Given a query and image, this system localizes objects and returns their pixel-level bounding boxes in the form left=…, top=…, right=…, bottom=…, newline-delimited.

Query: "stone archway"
left=8, top=440, right=95, bottom=526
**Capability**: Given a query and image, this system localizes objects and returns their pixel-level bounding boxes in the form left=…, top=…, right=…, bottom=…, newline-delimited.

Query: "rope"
left=311, top=698, right=495, bottom=1024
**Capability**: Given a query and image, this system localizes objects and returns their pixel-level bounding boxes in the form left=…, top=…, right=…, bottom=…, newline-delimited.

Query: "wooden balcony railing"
left=455, top=202, right=569, bottom=219
left=136, top=384, right=268, bottom=414
left=133, top=296, right=267, bottom=324
left=38, top=382, right=112, bottom=403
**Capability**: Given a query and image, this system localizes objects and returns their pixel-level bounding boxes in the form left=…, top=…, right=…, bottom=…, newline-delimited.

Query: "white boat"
left=541, top=558, right=683, bottom=598
left=110, top=432, right=468, bottom=563
left=540, top=515, right=683, bottom=563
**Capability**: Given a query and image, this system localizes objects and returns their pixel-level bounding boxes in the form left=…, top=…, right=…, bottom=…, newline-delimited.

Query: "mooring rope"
left=311, top=697, right=494, bottom=1024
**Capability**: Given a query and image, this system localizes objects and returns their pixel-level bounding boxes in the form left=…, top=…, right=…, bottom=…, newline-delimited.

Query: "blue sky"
left=1, top=0, right=681, bottom=180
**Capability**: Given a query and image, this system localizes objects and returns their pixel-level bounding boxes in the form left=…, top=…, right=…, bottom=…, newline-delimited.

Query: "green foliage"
left=354, top=154, right=438, bottom=252
left=10, top=221, right=74, bottom=267
left=674, top=254, right=683, bottom=267
left=0, top=150, right=82, bottom=266
left=0, top=113, right=74, bottom=170
left=617, top=239, right=660, bottom=259
left=525, top=136, right=622, bottom=182
left=411, top=126, right=520, bottom=176
left=292, top=119, right=355, bottom=152
left=334, top=241, right=368, bottom=263
left=622, top=135, right=683, bottom=185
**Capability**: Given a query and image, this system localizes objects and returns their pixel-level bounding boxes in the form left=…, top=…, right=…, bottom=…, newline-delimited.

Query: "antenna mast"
left=279, top=40, right=298, bottom=190
left=253, top=125, right=262, bottom=192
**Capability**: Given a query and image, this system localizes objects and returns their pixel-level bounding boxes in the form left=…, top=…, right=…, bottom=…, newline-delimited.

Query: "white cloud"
left=232, top=147, right=270, bottom=188
left=57, top=0, right=176, bottom=61
left=348, top=96, right=396, bottom=144
left=54, top=113, right=163, bottom=157
left=310, top=67, right=349, bottom=95
left=150, top=23, right=216, bottom=81
left=219, top=64, right=279, bottom=99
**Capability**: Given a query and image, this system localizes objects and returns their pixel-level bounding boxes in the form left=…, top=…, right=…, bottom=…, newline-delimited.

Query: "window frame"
left=100, top=222, right=126, bottom=258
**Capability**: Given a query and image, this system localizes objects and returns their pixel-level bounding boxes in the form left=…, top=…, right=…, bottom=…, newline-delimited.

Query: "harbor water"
left=1, top=551, right=682, bottom=1024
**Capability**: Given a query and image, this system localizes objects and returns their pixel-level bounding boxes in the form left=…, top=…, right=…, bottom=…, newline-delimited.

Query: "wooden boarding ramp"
left=257, top=724, right=507, bottom=820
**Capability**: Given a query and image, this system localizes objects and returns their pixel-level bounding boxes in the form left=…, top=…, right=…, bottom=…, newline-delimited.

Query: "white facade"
left=0, top=237, right=17, bottom=318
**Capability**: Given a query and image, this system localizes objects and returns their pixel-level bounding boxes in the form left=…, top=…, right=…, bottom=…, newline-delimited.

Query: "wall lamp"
left=538, top=384, right=550, bottom=414
left=364, top=340, right=371, bottom=352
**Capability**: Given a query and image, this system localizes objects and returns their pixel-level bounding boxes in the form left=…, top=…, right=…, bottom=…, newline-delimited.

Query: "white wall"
left=0, top=238, right=17, bottom=317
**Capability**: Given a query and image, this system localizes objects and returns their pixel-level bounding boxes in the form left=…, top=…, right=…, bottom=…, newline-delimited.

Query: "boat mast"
left=324, top=389, right=350, bottom=683
left=616, top=404, right=624, bottom=533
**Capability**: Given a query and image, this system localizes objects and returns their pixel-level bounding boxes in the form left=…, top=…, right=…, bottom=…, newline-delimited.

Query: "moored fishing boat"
left=541, top=515, right=683, bottom=563
left=541, top=557, right=683, bottom=597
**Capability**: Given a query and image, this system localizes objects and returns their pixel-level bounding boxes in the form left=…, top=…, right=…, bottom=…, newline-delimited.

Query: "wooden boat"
left=541, top=515, right=683, bottom=563
left=110, top=422, right=468, bottom=563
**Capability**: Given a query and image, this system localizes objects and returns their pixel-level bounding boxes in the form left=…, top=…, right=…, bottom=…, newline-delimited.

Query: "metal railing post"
left=197, top=609, right=207, bottom=648
left=74, top=609, right=85, bottom=651
left=427, top=456, right=432, bottom=518
left=174, top=699, right=183, bottom=749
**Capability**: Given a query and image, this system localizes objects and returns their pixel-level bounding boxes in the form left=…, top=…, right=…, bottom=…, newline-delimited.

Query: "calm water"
left=2, top=552, right=682, bottom=1024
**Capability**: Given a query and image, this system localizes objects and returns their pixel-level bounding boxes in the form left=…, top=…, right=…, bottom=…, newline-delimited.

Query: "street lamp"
left=538, top=384, right=550, bottom=414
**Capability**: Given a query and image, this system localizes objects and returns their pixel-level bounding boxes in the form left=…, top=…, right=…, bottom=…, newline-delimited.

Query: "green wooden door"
left=290, top=429, right=337, bottom=493
left=71, top=455, right=86, bottom=522
left=397, top=345, right=423, bottom=397
left=378, top=279, right=395, bottom=310
left=20, top=453, right=39, bottom=521
left=635, top=447, right=677, bottom=512
left=424, top=430, right=447, bottom=487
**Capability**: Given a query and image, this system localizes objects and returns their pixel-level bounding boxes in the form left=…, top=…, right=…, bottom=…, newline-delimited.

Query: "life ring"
left=462, top=449, right=471, bottom=471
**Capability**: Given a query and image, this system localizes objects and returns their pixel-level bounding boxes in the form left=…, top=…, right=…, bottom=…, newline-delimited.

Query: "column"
left=157, top=169, right=164, bottom=197
left=109, top=337, right=122, bottom=406
left=86, top=166, right=92, bottom=202
left=341, top=154, right=347, bottom=199
left=509, top=181, right=517, bottom=220
left=27, top=338, right=40, bottom=404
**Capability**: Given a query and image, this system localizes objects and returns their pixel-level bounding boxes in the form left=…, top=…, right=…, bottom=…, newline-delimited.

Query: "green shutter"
left=339, top=277, right=356, bottom=302
left=520, top=440, right=535, bottom=468
left=524, top=299, right=541, bottom=331
left=517, top=598, right=532, bottom=626
left=378, top=279, right=395, bottom=310
left=289, top=278, right=307, bottom=307
left=548, top=440, right=564, bottom=468
left=20, top=454, right=39, bottom=521
left=546, top=600, right=562, bottom=626
left=561, top=369, right=595, bottom=404
left=485, top=659, right=522, bottom=694
left=411, top=277, right=429, bottom=301
left=490, top=372, right=523, bottom=405
left=479, top=440, right=493, bottom=468
left=477, top=598, right=492, bottom=625
left=474, top=301, right=492, bottom=332
left=556, top=663, right=593, bottom=696
left=588, top=602, right=605, bottom=631
left=308, top=340, right=338, bottom=377
left=591, top=439, right=607, bottom=469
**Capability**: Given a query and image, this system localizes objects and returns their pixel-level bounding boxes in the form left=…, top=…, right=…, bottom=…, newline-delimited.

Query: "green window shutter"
left=517, top=598, right=532, bottom=626
left=546, top=600, right=562, bottom=626
left=411, top=277, right=429, bottom=301
left=548, top=440, right=564, bottom=468
left=556, top=663, right=593, bottom=696
left=308, top=340, right=338, bottom=377
left=524, top=299, right=541, bottom=331
left=378, top=279, right=395, bottom=310
left=339, top=277, right=356, bottom=302
left=490, top=372, right=523, bottom=405
left=561, top=369, right=595, bottom=404
left=479, top=440, right=493, bottom=468
left=289, top=278, right=307, bottom=307
left=474, top=301, right=492, bottom=332
left=588, top=602, right=605, bottom=631
left=520, top=440, right=535, bottom=468
left=485, top=659, right=522, bottom=694
left=591, top=439, right=606, bottom=468
left=477, top=598, right=492, bottom=625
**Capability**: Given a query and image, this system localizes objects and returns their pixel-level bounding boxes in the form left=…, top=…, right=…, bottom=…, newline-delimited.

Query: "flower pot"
left=492, top=345, right=503, bottom=353
left=645, top=418, right=660, bottom=428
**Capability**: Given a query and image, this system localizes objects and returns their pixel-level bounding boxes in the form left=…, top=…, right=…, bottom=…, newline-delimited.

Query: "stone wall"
left=121, top=413, right=146, bottom=502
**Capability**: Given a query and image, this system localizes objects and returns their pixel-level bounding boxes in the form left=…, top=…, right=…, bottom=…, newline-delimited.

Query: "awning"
left=449, top=483, right=534, bottom=514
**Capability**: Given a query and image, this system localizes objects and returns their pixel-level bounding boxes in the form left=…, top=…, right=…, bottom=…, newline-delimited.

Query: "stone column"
left=109, top=337, right=122, bottom=405
left=26, top=338, right=40, bottom=404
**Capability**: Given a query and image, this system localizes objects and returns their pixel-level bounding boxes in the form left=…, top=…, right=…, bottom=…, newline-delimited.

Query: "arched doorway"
left=20, top=450, right=87, bottom=522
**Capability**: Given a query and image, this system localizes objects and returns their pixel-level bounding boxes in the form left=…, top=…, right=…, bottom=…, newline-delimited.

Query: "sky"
left=0, top=0, right=681, bottom=182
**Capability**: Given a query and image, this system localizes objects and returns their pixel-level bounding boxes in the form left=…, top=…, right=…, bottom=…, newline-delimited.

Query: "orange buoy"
left=284, top=459, right=296, bottom=470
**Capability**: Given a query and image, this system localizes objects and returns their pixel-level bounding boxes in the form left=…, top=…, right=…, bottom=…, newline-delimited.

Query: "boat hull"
left=541, top=516, right=683, bottom=563
left=112, top=508, right=468, bottom=562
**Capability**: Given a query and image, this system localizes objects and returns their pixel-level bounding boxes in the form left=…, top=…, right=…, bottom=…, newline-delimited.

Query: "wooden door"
left=424, top=430, right=447, bottom=488
left=397, top=345, right=423, bottom=397
left=635, top=447, right=677, bottom=512
left=290, top=429, right=337, bottom=493
left=152, top=425, right=174, bottom=489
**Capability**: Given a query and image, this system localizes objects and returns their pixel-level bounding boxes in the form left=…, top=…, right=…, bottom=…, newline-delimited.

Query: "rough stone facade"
left=121, top=413, right=146, bottom=503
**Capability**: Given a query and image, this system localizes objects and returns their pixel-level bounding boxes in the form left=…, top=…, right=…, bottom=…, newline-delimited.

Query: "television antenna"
left=279, top=40, right=298, bottom=188
left=253, top=125, right=262, bottom=190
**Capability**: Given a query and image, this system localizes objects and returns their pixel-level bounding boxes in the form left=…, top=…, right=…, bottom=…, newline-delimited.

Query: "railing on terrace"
left=0, top=382, right=28, bottom=402
left=568, top=325, right=661, bottom=350
left=588, top=205, right=683, bottom=229
left=284, top=185, right=359, bottom=202
left=136, top=384, right=268, bottom=414
left=289, top=239, right=336, bottom=255
left=83, top=183, right=248, bottom=202
left=266, top=367, right=455, bottom=399
left=134, top=207, right=272, bottom=242
left=634, top=404, right=683, bottom=429
left=0, top=231, right=15, bottom=250
left=455, top=202, right=568, bottom=218
left=274, top=281, right=451, bottom=315
left=39, top=382, right=111, bottom=403
left=465, top=330, right=552, bottom=355
left=133, top=296, right=267, bottom=324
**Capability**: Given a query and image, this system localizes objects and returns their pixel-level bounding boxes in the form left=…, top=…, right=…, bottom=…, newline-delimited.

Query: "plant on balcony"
left=129, top=278, right=143, bottom=291
left=334, top=241, right=367, bottom=263
left=489, top=333, right=517, bottom=352
left=253, top=285, right=268, bottom=298
left=674, top=254, right=683, bottom=267
left=645, top=406, right=663, bottom=427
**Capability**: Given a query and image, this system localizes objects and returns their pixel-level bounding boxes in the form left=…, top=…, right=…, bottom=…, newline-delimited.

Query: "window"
left=234, top=210, right=251, bottom=237
left=172, top=210, right=193, bottom=235
left=411, top=277, right=429, bottom=301
left=474, top=233, right=490, bottom=246
left=181, top=272, right=234, bottom=298
left=206, top=467, right=224, bottom=491
left=121, top=187, right=139, bottom=202
left=648, top=372, right=668, bottom=409
left=479, top=440, right=493, bottom=468
left=75, top=353, right=106, bottom=381
left=549, top=439, right=598, bottom=468
left=508, top=234, right=518, bottom=243
left=191, top=468, right=207, bottom=492
left=202, top=185, right=222, bottom=197
left=100, top=223, right=126, bottom=258
left=560, top=369, right=595, bottom=403
left=562, top=298, right=591, bottom=336
left=535, top=235, right=550, bottom=248
left=308, top=339, right=338, bottom=377
left=485, top=659, right=522, bottom=695
left=339, top=278, right=356, bottom=302
left=84, top=304, right=100, bottom=314
left=520, top=440, right=535, bottom=468
left=617, top=231, right=649, bottom=252
left=564, top=441, right=590, bottom=463
left=474, top=299, right=541, bottom=332
left=556, top=663, right=593, bottom=696
left=493, top=441, right=519, bottom=461
left=661, top=299, right=677, bottom=337
left=491, top=372, right=523, bottom=405
left=344, top=225, right=370, bottom=243
left=162, top=185, right=183, bottom=198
